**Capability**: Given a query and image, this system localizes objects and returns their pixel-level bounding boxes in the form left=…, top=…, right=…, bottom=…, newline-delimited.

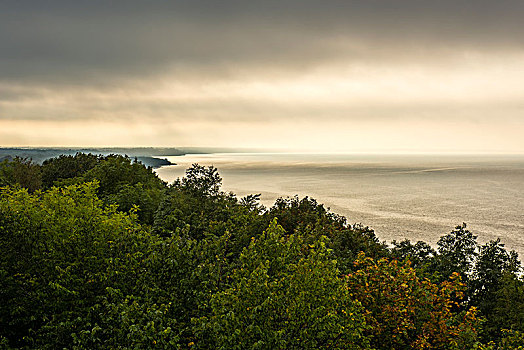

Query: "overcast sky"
left=1, top=0, right=524, bottom=152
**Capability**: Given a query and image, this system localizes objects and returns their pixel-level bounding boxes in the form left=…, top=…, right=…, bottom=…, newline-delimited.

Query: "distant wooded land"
left=0, top=147, right=186, bottom=168
left=1, top=154, right=523, bottom=349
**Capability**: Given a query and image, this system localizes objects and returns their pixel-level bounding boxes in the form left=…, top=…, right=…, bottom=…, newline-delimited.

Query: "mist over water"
left=155, top=153, right=524, bottom=257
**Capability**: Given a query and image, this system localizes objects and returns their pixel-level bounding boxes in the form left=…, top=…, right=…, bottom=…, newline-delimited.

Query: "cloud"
left=2, top=0, right=524, bottom=85
left=1, top=1, right=524, bottom=151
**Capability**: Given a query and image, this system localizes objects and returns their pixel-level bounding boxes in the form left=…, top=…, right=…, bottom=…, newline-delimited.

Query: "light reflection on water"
left=155, top=153, right=524, bottom=257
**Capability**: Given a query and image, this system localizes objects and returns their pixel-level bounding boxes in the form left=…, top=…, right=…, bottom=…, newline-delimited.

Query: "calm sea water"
left=155, top=153, right=524, bottom=257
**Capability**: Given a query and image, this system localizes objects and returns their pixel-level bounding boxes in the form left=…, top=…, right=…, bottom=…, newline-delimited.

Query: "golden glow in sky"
left=1, top=1, right=523, bottom=153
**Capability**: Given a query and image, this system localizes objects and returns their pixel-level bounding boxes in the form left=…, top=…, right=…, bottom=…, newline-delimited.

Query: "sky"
left=1, top=1, right=524, bottom=153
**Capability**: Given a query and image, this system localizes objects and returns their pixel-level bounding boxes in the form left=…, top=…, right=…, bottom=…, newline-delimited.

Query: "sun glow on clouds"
left=1, top=52, right=524, bottom=152
left=143, top=52, right=524, bottom=108
left=2, top=1, right=524, bottom=152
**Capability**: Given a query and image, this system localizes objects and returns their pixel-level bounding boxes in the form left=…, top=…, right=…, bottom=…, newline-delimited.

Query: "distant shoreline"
left=0, top=147, right=186, bottom=169
left=0, top=147, right=275, bottom=169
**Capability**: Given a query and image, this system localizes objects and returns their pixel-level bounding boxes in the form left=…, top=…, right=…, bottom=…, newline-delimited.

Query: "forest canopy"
left=0, top=154, right=523, bottom=349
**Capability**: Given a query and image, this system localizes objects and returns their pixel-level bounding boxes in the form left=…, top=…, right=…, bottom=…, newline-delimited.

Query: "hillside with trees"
left=1, top=154, right=523, bottom=349
left=0, top=148, right=181, bottom=169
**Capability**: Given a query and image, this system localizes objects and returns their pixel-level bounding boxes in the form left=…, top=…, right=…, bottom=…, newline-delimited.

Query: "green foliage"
left=154, top=165, right=268, bottom=257
left=0, top=157, right=41, bottom=192
left=58, top=154, right=168, bottom=225
left=331, top=224, right=389, bottom=274
left=476, top=329, right=524, bottom=350
left=267, top=195, right=346, bottom=234
left=435, top=223, right=478, bottom=282
left=498, top=329, right=524, bottom=349
left=492, top=273, right=524, bottom=335
left=1, top=161, right=522, bottom=348
left=154, top=164, right=229, bottom=238
left=266, top=195, right=389, bottom=274
left=0, top=182, right=182, bottom=348
left=108, top=182, right=165, bottom=225
left=41, top=153, right=100, bottom=188
left=152, top=188, right=235, bottom=239
left=195, top=220, right=369, bottom=349
left=82, top=155, right=164, bottom=196
left=4, top=153, right=168, bottom=225
left=391, top=239, right=437, bottom=278
left=172, top=163, right=222, bottom=198
left=470, top=239, right=522, bottom=341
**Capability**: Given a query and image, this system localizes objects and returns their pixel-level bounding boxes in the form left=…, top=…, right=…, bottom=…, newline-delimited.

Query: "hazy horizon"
left=2, top=146, right=524, bottom=156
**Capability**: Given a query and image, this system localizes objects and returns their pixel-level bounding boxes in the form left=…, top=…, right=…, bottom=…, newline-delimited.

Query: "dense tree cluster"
left=1, top=154, right=523, bottom=349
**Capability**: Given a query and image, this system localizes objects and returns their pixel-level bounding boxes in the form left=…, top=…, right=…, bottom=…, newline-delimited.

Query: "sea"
left=155, top=153, right=524, bottom=258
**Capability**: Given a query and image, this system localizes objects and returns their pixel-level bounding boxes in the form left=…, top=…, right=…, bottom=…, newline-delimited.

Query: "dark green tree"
left=0, top=157, right=42, bottom=192
left=266, top=195, right=346, bottom=235
left=391, top=239, right=437, bottom=275
left=41, top=153, right=100, bottom=188
left=470, top=239, right=521, bottom=341
left=172, top=164, right=222, bottom=198
left=434, top=223, right=478, bottom=282
left=195, top=220, right=369, bottom=349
